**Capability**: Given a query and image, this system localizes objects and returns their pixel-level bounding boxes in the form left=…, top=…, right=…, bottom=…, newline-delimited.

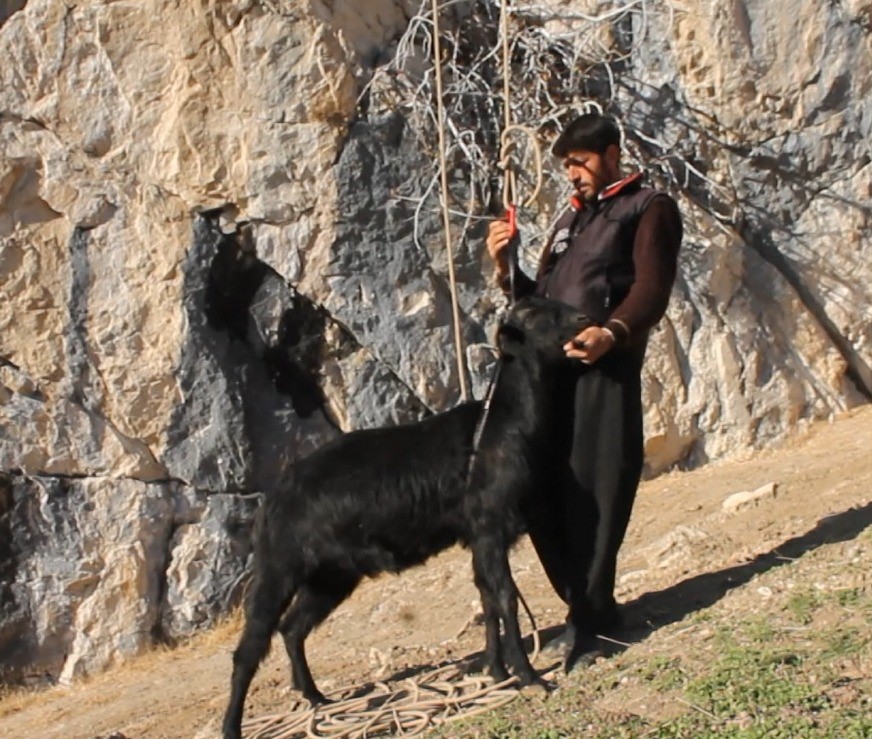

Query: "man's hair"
left=551, top=113, right=621, bottom=157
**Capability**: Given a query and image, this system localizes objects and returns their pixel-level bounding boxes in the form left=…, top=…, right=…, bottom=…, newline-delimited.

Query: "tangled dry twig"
left=360, top=0, right=688, bottom=269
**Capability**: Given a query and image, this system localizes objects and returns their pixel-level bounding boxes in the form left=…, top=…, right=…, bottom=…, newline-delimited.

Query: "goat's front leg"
left=472, top=566, right=510, bottom=683
left=470, top=534, right=543, bottom=689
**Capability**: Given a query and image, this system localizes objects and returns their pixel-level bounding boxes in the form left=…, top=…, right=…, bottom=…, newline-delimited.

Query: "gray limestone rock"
left=1, top=0, right=870, bottom=683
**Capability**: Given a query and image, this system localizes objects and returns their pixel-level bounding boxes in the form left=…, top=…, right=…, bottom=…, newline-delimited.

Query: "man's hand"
left=486, top=220, right=514, bottom=282
left=564, top=326, right=615, bottom=364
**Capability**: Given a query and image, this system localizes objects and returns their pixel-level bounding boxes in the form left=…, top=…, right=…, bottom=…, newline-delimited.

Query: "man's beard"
left=573, top=178, right=603, bottom=203
left=576, top=186, right=599, bottom=204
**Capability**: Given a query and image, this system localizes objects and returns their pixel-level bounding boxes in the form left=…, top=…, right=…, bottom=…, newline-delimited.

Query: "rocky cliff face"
left=1, top=0, right=870, bottom=682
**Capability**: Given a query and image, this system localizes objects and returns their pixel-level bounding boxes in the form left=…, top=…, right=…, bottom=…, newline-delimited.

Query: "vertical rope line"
left=500, top=0, right=516, bottom=208
left=431, top=0, right=470, bottom=401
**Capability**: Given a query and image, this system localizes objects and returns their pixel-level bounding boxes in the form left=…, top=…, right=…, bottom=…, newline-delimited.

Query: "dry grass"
left=0, top=607, right=245, bottom=722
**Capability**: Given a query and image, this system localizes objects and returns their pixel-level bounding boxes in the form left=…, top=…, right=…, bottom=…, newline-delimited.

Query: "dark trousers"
left=526, top=354, right=644, bottom=635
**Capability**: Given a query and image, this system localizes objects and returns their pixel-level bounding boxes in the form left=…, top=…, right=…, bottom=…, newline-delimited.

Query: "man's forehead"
left=562, top=150, right=598, bottom=164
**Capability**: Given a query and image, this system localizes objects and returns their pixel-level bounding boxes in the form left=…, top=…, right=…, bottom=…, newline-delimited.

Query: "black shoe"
left=563, top=631, right=604, bottom=674
left=591, top=604, right=624, bottom=635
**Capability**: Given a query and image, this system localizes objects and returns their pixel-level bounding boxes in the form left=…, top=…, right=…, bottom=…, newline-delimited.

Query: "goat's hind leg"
left=223, top=568, right=298, bottom=739
left=471, top=535, right=544, bottom=690
left=278, top=567, right=361, bottom=706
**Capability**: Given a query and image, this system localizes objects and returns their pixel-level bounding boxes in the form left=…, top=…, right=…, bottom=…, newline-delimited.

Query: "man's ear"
left=605, top=143, right=621, bottom=173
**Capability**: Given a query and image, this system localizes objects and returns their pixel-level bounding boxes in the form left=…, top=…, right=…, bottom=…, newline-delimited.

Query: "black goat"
left=222, top=296, right=591, bottom=738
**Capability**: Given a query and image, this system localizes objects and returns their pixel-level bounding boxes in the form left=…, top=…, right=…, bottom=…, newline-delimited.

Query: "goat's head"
left=497, top=296, right=593, bottom=365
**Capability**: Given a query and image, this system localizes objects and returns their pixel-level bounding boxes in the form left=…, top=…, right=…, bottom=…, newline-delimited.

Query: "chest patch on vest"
left=551, top=227, right=571, bottom=256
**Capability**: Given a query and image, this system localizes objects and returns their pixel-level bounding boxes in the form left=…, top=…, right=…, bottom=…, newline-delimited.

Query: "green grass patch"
left=835, top=587, right=863, bottom=607
left=429, top=548, right=871, bottom=739
left=639, top=654, right=686, bottom=691
left=785, top=590, right=823, bottom=625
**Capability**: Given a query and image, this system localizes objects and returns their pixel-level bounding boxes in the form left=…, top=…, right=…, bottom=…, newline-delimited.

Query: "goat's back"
left=265, top=401, right=484, bottom=574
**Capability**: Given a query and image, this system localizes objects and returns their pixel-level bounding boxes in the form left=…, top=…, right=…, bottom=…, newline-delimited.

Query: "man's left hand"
left=564, top=326, right=615, bottom=364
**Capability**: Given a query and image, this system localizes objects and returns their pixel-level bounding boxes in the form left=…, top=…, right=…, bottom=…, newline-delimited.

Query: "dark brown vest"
left=534, top=180, right=663, bottom=326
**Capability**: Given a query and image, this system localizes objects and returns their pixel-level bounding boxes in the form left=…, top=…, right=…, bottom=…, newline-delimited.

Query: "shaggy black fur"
left=222, top=296, right=591, bottom=739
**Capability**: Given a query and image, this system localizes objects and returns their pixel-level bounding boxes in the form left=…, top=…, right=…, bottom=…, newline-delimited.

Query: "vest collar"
left=570, top=172, right=643, bottom=210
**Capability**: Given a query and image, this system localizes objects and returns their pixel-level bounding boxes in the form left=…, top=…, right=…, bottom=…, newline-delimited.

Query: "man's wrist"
left=604, top=318, right=630, bottom=347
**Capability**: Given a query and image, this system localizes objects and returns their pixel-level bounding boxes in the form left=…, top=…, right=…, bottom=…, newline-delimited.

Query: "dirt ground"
left=1, top=405, right=871, bottom=739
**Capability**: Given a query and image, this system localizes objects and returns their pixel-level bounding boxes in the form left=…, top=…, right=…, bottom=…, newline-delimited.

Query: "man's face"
left=562, top=145, right=620, bottom=203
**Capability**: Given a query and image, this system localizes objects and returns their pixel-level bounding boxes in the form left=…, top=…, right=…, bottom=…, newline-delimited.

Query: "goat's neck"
left=486, top=356, right=552, bottom=440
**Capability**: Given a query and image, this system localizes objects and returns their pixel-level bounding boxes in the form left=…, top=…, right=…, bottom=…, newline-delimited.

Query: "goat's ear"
left=497, top=323, right=526, bottom=349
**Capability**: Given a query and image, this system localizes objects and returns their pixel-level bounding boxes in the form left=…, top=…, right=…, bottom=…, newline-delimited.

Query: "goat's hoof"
left=519, top=677, right=551, bottom=699
left=304, top=691, right=332, bottom=708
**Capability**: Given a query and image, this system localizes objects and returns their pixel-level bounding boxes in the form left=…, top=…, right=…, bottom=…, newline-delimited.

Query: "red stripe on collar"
left=569, top=172, right=643, bottom=210
left=599, top=172, right=643, bottom=200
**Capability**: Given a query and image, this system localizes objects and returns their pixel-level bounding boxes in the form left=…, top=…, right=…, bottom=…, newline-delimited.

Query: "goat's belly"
left=349, top=525, right=462, bottom=576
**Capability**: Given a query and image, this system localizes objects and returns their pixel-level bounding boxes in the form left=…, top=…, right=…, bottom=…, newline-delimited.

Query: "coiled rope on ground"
left=240, top=591, right=546, bottom=738
left=240, top=664, right=532, bottom=739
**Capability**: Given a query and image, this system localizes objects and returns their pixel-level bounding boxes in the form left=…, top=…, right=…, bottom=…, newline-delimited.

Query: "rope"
left=465, top=0, right=547, bottom=493
left=239, top=611, right=549, bottom=739
left=431, top=0, right=470, bottom=402
left=464, top=360, right=502, bottom=486
left=239, top=557, right=546, bottom=738
left=427, top=0, right=545, bottom=402
left=241, top=667, right=521, bottom=738
left=500, top=0, right=511, bottom=127
left=499, top=126, right=543, bottom=211
left=497, top=0, right=543, bottom=308
left=498, top=124, right=542, bottom=304
left=498, top=0, right=543, bottom=211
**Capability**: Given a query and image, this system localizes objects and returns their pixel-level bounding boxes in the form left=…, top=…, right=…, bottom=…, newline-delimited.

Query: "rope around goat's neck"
left=464, top=359, right=503, bottom=487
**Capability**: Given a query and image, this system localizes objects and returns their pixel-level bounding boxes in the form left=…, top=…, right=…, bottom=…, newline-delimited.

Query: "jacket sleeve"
left=605, top=195, right=682, bottom=346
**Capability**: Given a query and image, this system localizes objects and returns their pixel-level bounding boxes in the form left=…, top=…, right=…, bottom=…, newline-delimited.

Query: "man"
left=486, top=112, right=682, bottom=672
